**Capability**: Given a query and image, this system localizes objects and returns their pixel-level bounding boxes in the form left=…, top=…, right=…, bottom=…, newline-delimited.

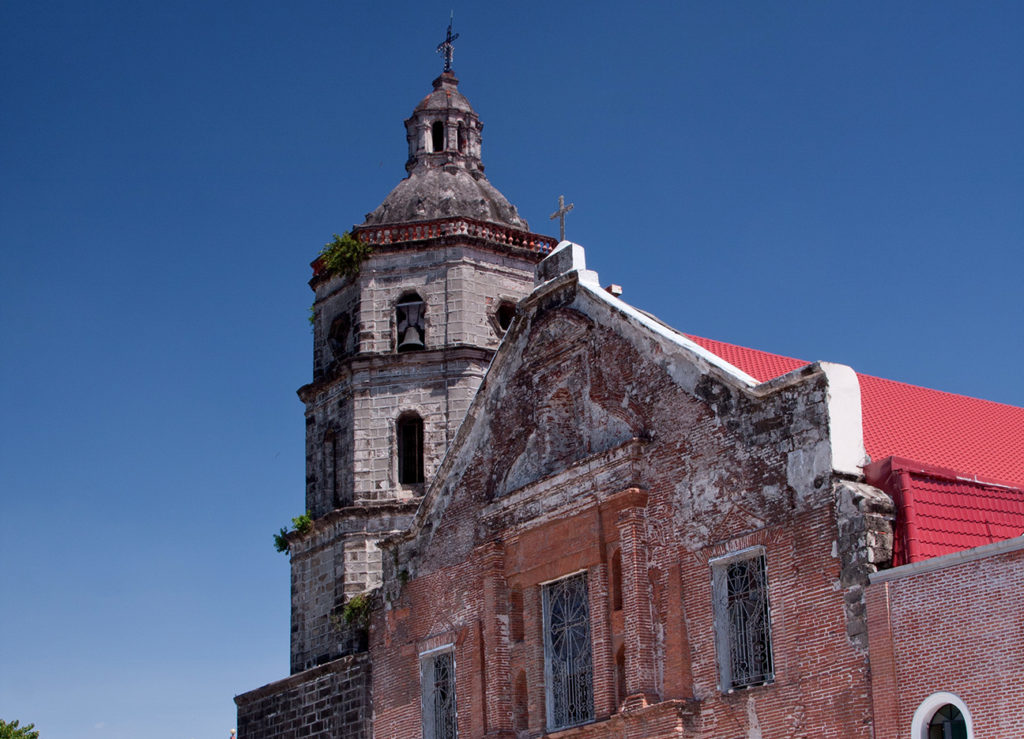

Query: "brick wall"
left=371, top=280, right=881, bottom=738
left=866, top=540, right=1024, bottom=739
left=235, top=653, right=371, bottom=739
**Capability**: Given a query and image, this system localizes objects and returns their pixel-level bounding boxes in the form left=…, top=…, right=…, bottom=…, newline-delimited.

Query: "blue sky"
left=1, top=2, right=1021, bottom=737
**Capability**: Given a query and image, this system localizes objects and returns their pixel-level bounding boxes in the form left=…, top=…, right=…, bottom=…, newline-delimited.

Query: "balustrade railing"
left=312, top=218, right=557, bottom=276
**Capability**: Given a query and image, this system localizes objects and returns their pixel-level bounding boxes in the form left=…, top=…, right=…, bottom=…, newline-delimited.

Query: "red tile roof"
left=685, top=334, right=808, bottom=385
left=685, top=333, right=1024, bottom=562
left=899, top=468, right=1024, bottom=561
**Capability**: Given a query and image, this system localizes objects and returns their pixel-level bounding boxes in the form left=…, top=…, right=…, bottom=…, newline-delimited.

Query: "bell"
left=399, top=325, right=424, bottom=350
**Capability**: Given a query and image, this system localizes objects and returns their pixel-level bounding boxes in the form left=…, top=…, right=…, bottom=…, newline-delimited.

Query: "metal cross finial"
left=436, top=12, right=459, bottom=73
left=549, top=195, right=575, bottom=241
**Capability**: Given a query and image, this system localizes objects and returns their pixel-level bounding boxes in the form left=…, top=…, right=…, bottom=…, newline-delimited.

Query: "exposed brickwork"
left=866, top=542, right=1024, bottom=739
left=235, top=654, right=370, bottom=739
left=371, top=272, right=885, bottom=739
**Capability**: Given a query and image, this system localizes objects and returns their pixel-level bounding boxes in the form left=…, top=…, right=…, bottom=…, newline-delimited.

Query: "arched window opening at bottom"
left=928, top=704, right=967, bottom=739
left=912, top=692, right=973, bottom=739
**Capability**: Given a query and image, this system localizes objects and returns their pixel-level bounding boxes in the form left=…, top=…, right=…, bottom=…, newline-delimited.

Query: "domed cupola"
left=405, top=71, right=483, bottom=176
left=362, top=71, right=529, bottom=230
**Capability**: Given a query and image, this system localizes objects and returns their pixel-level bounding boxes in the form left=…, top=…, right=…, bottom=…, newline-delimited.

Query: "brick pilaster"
left=618, top=505, right=658, bottom=707
left=478, top=541, right=514, bottom=737
left=587, top=563, right=616, bottom=718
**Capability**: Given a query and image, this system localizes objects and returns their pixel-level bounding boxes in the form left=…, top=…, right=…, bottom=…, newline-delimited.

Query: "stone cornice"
left=298, top=345, right=495, bottom=402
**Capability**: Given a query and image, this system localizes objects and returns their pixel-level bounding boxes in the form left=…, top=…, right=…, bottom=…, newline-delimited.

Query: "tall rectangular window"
left=711, top=548, right=774, bottom=691
left=397, top=413, right=424, bottom=484
left=421, top=648, right=457, bottom=739
left=542, top=572, right=594, bottom=730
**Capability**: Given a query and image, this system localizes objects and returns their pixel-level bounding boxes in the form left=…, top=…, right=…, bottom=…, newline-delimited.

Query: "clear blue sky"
left=1, top=2, right=1021, bottom=737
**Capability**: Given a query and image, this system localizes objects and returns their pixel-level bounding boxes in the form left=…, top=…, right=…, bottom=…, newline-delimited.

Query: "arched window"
left=396, top=293, right=426, bottom=352
left=929, top=705, right=967, bottom=739
left=912, top=693, right=973, bottom=739
left=431, top=121, right=445, bottom=152
left=397, top=413, right=424, bottom=484
left=457, top=124, right=467, bottom=153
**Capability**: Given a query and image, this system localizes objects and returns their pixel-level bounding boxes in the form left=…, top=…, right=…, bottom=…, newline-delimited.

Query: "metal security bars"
left=421, top=649, right=457, bottom=739
left=712, top=550, right=774, bottom=690
left=542, top=573, right=595, bottom=730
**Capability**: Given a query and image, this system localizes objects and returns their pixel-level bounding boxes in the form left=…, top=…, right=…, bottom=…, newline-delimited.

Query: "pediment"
left=398, top=276, right=776, bottom=576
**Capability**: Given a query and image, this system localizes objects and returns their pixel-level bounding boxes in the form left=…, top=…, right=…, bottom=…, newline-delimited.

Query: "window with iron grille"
left=421, top=648, right=457, bottom=739
left=542, top=572, right=594, bottom=730
left=711, top=548, right=774, bottom=691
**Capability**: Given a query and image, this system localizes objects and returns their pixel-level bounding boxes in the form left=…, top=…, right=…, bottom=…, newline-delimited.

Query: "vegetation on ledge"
left=319, top=231, right=372, bottom=279
left=273, top=511, right=313, bottom=554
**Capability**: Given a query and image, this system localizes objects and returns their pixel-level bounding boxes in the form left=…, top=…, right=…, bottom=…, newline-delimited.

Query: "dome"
left=413, top=73, right=474, bottom=114
left=363, top=166, right=527, bottom=228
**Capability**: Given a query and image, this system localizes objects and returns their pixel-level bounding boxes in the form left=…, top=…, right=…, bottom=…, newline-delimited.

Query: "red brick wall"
left=866, top=543, right=1024, bottom=739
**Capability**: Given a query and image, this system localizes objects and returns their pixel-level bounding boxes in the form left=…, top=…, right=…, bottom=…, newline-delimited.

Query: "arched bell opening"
left=396, top=293, right=426, bottom=352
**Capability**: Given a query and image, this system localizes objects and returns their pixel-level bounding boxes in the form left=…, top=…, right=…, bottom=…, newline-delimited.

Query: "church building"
left=235, top=52, right=1024, bottom=739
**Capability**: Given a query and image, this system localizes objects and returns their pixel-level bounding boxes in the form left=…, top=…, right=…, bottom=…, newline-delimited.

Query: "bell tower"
left=288, top=69, right=556, bottom=673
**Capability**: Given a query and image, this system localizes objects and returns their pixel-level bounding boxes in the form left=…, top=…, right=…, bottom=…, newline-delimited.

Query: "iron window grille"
left=711, top=548, right=774, bottom=691
left=421, top=648, right=457, bottom=739
left=542, top=572, right=595, bottom=730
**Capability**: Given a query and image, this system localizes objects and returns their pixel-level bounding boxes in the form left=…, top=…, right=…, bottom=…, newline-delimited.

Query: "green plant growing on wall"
left=319, top=231, right=372, bottom=279
left=341, top=593, right=371, bottom=628
left=273, top=511, right=313, bottom=554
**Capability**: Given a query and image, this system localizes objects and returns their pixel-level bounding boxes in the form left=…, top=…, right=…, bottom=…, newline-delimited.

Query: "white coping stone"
left=576, top=267, right=760, bottom=388
left=869, top=534, right=1024, bottom=584
left=819, top=362, right=869, bottom=476
left=535, top=241, right=588, bottom=284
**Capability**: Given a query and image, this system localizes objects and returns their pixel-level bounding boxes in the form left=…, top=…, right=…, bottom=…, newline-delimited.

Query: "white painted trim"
left=870, top=534, right=1024, bottom=584
left=910, top=691, right=974, bottom=739
left=819, top=362, right=868, bottom=476
left=579, top=279, right=761, bottom=387
left=708, top=544, right=767, bottom=567
left=418, top=643, right=455, bottom=658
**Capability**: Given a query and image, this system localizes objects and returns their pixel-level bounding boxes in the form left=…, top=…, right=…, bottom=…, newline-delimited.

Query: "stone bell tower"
left=287, top=69, right=557, bottom=673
